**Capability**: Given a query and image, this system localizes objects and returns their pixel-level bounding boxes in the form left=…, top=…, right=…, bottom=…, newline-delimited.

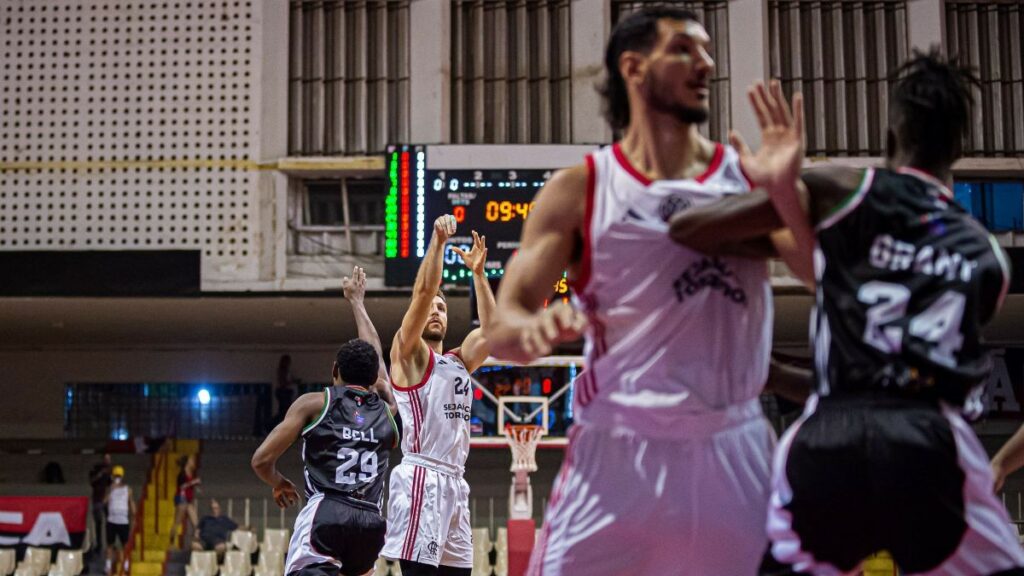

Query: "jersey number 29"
left=335, top=448, right=378, bottom=485
left=858, top=281, right=965, bottom=367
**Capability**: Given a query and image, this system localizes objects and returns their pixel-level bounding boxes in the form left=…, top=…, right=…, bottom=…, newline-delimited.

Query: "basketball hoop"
left=504, top=424, right=546, bottom=474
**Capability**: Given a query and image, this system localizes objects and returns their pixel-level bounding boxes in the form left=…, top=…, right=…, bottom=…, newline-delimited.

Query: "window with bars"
left=768, top=1, right=908, bottom=156
left=65, top=383, right=275, bottom=440
left=611, top=1, right=731, bottom=143
left=290, top=178, right=387, bottom=256
left=288, top=1, right=411, bottom=156
left=450, top=0, right=573, bottom=144
left=945, top=1, right=1024, bottom=157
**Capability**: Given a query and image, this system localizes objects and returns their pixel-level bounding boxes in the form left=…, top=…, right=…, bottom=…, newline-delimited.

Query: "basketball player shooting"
left=380, top=216, right=495, bottom=576
left=250, top=266, right=398, bottom=576
left=489, top=7, right=801, bottom=575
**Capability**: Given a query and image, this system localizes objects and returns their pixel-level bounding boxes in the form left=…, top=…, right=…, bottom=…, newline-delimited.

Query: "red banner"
left=0, top=496, right=89, bottom=551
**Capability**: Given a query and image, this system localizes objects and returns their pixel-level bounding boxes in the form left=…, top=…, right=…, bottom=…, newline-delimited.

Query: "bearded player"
left=381, top=219, right=495, bottom=576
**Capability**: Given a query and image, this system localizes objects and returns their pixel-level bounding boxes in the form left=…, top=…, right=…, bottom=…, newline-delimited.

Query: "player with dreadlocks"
left=745, top=49, right=1024, bottom=575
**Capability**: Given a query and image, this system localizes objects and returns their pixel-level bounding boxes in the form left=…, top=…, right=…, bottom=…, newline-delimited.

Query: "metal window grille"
left=288, top=0, right=411, bottom=156
left=946, top=1, right=1024, bottom=157
left=65, top=383, right=275, bottom=440
left=611, top=1, right=731, bottom=142
left=768, top=1, right=908, bottom=156
left=450, top=0, right=573, bottom=144
left=290, top=178, right=386, bottom=255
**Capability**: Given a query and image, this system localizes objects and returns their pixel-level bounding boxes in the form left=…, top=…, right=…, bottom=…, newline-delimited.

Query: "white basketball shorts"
left=381, top=454, right=473, bottom=568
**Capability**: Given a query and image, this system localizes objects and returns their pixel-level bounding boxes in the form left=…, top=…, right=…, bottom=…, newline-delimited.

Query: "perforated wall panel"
left=0, top=0, right=260, bottom=284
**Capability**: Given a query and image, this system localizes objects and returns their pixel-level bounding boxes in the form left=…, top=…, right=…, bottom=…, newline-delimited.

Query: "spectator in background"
left=191, top=499, right=239, bottom=560
left=273, top=354, right=297, bottom=425
left=89, top=453, right=113, bottom=553
left=173, top=455, right=201, bottom=549
left=104, top=466, right=135, bottom=575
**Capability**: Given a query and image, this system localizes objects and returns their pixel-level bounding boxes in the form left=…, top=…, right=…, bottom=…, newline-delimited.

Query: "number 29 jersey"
left=813, top=167, right=1010, bottom=409
left=301, top=386, right=398, bottom=508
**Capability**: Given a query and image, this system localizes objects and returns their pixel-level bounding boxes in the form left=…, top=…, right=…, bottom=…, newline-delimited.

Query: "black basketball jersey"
left=813, top=167, right=1010, bottom=410
left=301, top=386, right=398, bottom=508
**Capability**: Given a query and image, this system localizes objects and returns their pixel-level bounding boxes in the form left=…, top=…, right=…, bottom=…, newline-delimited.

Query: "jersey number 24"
left=858, top=281, right=965, bottom=368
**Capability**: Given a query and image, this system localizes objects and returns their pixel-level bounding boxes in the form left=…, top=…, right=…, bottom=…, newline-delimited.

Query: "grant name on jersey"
left=869, top=234, right=979, bottom=282
left=341, top=426, right=380, bottom=444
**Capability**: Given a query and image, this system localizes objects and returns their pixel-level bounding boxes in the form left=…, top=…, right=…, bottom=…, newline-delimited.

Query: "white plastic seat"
left=220, top=550, right=252, bottom=576
left=229, top=531, right=259, bottom=555
left=185, top=551, right=218, bottom=576
left=370, top=558, right=389, bottom=576
left=471, top=527, right=493, bottom=576
left=52, top=550, right=82, bottom=576
left=0, top=549, right=15, bottom=576
left=493, top=528, right=508, bottom=576
left=17, top=548, right=50, bottom=576
left=261, top=529, right=289, bottom=554
left=13, top=567, right=37, bottom=576
left=252, top=550, right=283, bottom=576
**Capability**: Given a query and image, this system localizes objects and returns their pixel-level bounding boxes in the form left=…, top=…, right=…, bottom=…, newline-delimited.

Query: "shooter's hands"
left=452, top=231, right=487, bottom=275
left=434, top=214, right=457, bottom=244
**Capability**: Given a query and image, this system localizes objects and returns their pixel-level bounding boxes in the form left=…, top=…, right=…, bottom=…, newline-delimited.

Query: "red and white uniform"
left=382, top=349, right=474, bottom=568
left=530, top=143, right=776, bottom=575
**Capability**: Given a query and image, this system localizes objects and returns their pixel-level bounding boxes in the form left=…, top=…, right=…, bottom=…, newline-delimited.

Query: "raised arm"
left=488, top=165, right=589, bottom=363
left=343, top=265, right=396, bottom=414
left=392, top=215, right=456, bottom=374
left=453, top=231, right=495, bottom=372
left=668, top=188, right=784, bottom=255
left=251, top=391, right=324, bottom=508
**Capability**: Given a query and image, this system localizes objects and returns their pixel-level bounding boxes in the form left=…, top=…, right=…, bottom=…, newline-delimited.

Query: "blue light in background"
left=197, top=388, right=212, bottom=405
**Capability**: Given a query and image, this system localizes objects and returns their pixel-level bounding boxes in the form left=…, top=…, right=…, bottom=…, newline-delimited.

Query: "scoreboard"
left=385, top=144, right=597, bottom=287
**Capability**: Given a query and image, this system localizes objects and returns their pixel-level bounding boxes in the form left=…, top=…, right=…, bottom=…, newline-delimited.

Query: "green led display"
left=384, top=151, right=399, bottom=258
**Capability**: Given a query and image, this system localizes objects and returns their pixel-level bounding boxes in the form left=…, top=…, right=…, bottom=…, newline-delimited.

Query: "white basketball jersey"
left=571, top=143, right=773, bottom=436
left=392, top=350, right=473, bottom=469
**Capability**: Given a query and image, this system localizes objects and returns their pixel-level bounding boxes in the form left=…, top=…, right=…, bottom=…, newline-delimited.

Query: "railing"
left=118, top=448, right=168, bottom=576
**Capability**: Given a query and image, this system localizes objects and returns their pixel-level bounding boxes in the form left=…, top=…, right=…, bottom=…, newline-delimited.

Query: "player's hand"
left=520, top=302, right=588, bottom=359
left=434, top=214, right=457, bottom=243
left=452, top=231, right=487, bottom=275
left=733, top=80, right=805, bottom=195
left=342, top=265, right=366, bottom=304
left=272, top=478, right=300, bottom=508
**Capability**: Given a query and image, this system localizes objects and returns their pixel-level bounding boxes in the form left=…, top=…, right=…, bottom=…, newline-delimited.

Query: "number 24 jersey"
left=813, top=167, right=1010, bottom=411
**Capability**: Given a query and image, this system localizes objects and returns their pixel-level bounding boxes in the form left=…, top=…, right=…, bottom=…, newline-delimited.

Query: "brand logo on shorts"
left=426, top=540, right=438, bottom=559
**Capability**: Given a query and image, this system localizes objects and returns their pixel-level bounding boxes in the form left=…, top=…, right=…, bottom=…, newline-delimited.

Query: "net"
left=504, top=424, right=546, bottom=473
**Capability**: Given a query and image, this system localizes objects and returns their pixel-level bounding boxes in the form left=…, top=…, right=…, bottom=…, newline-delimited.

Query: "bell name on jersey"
left=341, top=426, right=382, bottom=444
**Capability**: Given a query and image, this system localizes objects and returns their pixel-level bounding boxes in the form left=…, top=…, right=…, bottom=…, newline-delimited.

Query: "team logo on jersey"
left=658, top=194, right=692, bottom=222
left=673, top=256, right=747, bottom=305
left=426, top=540, right=439, bottom=560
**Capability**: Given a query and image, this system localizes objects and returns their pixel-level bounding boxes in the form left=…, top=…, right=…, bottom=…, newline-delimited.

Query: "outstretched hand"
left=342, top=265, right=366, bottom=304
left=732, top=80, right=805, bottom=195
left=452, top=231, right=488, bottom=275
